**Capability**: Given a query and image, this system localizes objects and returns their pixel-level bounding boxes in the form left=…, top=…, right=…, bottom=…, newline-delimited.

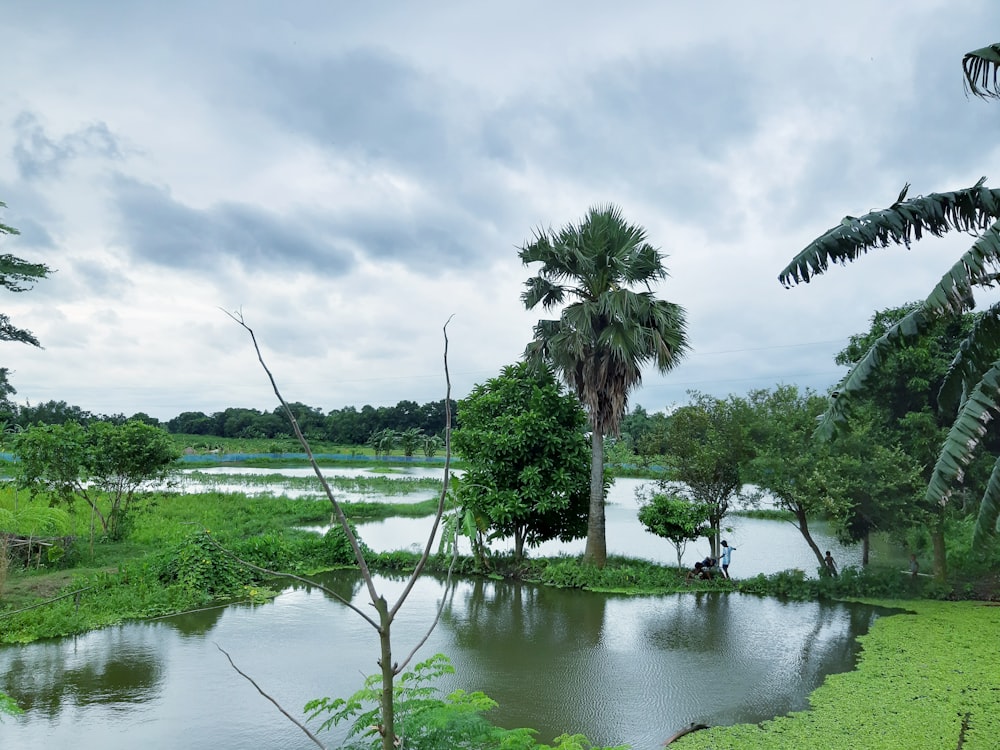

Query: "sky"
left=2, top=1, right=1000, bottom=423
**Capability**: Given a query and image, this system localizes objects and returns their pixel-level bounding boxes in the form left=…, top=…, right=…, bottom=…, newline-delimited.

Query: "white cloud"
left=2, top=0, right=999, bottom=422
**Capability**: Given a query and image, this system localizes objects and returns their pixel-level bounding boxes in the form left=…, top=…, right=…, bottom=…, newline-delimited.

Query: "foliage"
left=738, top=380, right=922, bottom=571
left=676, top=601, right=1000, bottom=750
left=305, top=653, right=627, bottom=750
left=636, top=492, right=712, bottom=568
left=0, top=200, right=51, bottom=351
left=520, top=203, right=689, bottom=567
left=777, top=43, right=1000, bottom=555
left=649, top=392, right=754, bottom=556
left=0, top=689, right=22, bottom=720
left=157, top=530, right=251, bottom=598
left=453, top=362, right=591, bottom=561
left=14, top=420, right=178, bottom=540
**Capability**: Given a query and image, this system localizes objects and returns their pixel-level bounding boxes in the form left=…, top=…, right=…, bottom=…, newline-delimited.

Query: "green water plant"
left=674, top=600, right=1000, bottom=750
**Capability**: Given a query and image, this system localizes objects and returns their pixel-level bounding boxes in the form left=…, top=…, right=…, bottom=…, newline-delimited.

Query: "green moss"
left=674, top=600, right=1000, bottom=750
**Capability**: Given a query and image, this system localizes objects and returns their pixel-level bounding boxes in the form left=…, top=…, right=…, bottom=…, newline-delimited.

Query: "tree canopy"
left=452, top=361, right=591, bottom=562
left=15, top=419, right=178, bottom=540
left=778, top=42, right=1000, bottom=552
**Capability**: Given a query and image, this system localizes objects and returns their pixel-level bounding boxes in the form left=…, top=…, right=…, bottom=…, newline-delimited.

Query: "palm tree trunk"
left=583, top=430, right=607, bottom=568
left=861, top=532, right=870, bottom=566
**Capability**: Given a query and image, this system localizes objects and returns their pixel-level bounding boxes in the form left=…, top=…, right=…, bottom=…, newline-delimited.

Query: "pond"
left=0, top=570, right=888, bottom=749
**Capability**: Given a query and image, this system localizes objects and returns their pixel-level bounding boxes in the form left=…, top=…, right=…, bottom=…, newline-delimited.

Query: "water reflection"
left=0, top=572, right=885, bottom=750
left=1, top=628, right=164, bottom=718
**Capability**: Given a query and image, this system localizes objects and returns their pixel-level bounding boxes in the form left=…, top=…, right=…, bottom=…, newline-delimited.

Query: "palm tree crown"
left=520, top=204, right=689, bottom=436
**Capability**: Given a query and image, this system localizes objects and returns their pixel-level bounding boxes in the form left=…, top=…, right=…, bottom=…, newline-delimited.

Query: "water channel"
left=0, top=467, right=902, bottom=747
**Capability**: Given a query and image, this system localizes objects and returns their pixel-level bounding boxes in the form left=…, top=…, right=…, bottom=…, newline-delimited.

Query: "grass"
left=673, top=600, right=1000, bottom=750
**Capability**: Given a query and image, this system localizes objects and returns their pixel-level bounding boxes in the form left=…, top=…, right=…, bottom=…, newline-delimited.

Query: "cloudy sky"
left=2, top=1, right=999, bottom=422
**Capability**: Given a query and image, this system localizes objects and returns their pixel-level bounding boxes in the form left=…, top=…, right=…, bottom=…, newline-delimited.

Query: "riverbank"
left=672, top=599, right=1000, bottom=750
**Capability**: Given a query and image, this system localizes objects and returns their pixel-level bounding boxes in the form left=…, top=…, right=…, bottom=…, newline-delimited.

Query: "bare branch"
left=224, top=308, right=381, bottom=607
left=390, top=315, right=454, bottom=619
left=216, top=643, right=327, bottom=749
left=201, top=529, right=380, bottom=630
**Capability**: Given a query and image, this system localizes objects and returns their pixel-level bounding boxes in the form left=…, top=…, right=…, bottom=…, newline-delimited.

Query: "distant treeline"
left=0, top=398, right=459, bottom=444
left=0, top=398, right=675, bottom=453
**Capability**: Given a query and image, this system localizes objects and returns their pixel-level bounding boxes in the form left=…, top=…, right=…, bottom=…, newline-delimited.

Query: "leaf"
left=779, top=182, right=1000, bottom=287
left=963, top=43, right=1000, bottom=99
left=973, top=457, right=1000, bottom=549
left=925, top=361, right=1000, bottom=513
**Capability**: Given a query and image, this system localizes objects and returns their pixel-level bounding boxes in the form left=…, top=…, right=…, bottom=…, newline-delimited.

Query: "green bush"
left=157, top=531, right=251, bottom=598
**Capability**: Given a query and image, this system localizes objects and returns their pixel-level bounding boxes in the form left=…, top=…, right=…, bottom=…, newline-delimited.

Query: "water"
left=0, top=571, right=883, bottom=749
left=0, top=470, right=900, bottom=747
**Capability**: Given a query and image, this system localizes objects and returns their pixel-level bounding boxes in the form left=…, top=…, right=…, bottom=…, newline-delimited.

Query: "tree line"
left=0, top=396, right=458, bottom=446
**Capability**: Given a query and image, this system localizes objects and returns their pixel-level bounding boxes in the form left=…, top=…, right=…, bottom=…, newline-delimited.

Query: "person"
left=824, top=550, right=838, bottom=578
left=719, top=540, right=735, bottom=579
left=686, top=561, right=707, bottom=582
left=686, top=561, right=713, bottom=582
left=909, top=553, right=919, bottom=579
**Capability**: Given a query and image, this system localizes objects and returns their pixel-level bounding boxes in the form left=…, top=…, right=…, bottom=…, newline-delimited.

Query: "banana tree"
left=779, top=43, right=1000, bottom=552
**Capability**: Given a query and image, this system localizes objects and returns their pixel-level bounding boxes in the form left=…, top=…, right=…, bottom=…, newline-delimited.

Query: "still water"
left=0, top=570, right=885, bottom=749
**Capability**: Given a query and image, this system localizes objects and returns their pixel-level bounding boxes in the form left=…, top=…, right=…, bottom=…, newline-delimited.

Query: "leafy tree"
left=637, top=492, right=712, bottom=569
left=652, top=392, right=754, bottom=557
left=778, top=42, right=1000, bottom=552
left=744, top=386, right=843, bottom=569
left=397, top=427, right=424, bottom=458
left=14, top=420, right=178, bottom=540
left=421, top=433, right=443, bottom=458
left=167, top=410, right=215, bottom=435
left=367, top=427, right=397, bottom=457
left=747, top=386, right=923, bottom=573
left=16, top=399, right=93, bottom=428
left=452, top=361, right=591, bottom=562
left=0, top=201, right=51, bottom=350
left=520, top=204, right=689, bottom=567
left=833, top=305, right=983, bottom=577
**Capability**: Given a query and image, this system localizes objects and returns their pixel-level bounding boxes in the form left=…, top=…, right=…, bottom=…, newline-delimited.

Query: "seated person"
left=686, top=561, right=713, bottom=581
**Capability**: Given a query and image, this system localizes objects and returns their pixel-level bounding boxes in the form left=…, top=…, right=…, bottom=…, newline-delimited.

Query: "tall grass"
left=0, top=535, right=9, bottom=598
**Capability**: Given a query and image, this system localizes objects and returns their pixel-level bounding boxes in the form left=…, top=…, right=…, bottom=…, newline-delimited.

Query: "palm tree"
left=779, top=43, right=1000, bottom=554
left=520, top=204, right=689, bottom=567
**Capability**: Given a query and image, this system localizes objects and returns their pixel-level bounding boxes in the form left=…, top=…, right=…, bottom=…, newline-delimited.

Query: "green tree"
left=1, top=201, right=51, bottom=350
left=367, top=427, right=397, bottom=458
left=421, top=433, right=443, bottom=458
left=637, top=493, right=712, bottom=569
left=744, top=386, right=842, bottom=569
left=778, top=43, right=1000, bottom=552
left=833, top=305, right=982, bottom=577
left=452, top=362, right=591, bottom=562
left=653, top=392, right=754, bottom=557
left=14, top=420, right=178, bottom=540
left=520, top=204, right=689, bottom=567
left=397, top=427, right=424, bottom=458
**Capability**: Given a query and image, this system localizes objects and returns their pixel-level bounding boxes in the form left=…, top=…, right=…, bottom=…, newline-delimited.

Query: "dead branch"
left=216, top=643, right=327, bottom=750
left=201, top=530, right=380, bottom=630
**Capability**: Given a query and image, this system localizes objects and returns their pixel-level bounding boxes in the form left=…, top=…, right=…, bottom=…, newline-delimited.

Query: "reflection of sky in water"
left=0, top=572, right=881, bottom=750
left=173, top=465, right=451, bottom=502
left=353, top=477, right=892, bottom=577
left=171, top=469, right=890, bottom=574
